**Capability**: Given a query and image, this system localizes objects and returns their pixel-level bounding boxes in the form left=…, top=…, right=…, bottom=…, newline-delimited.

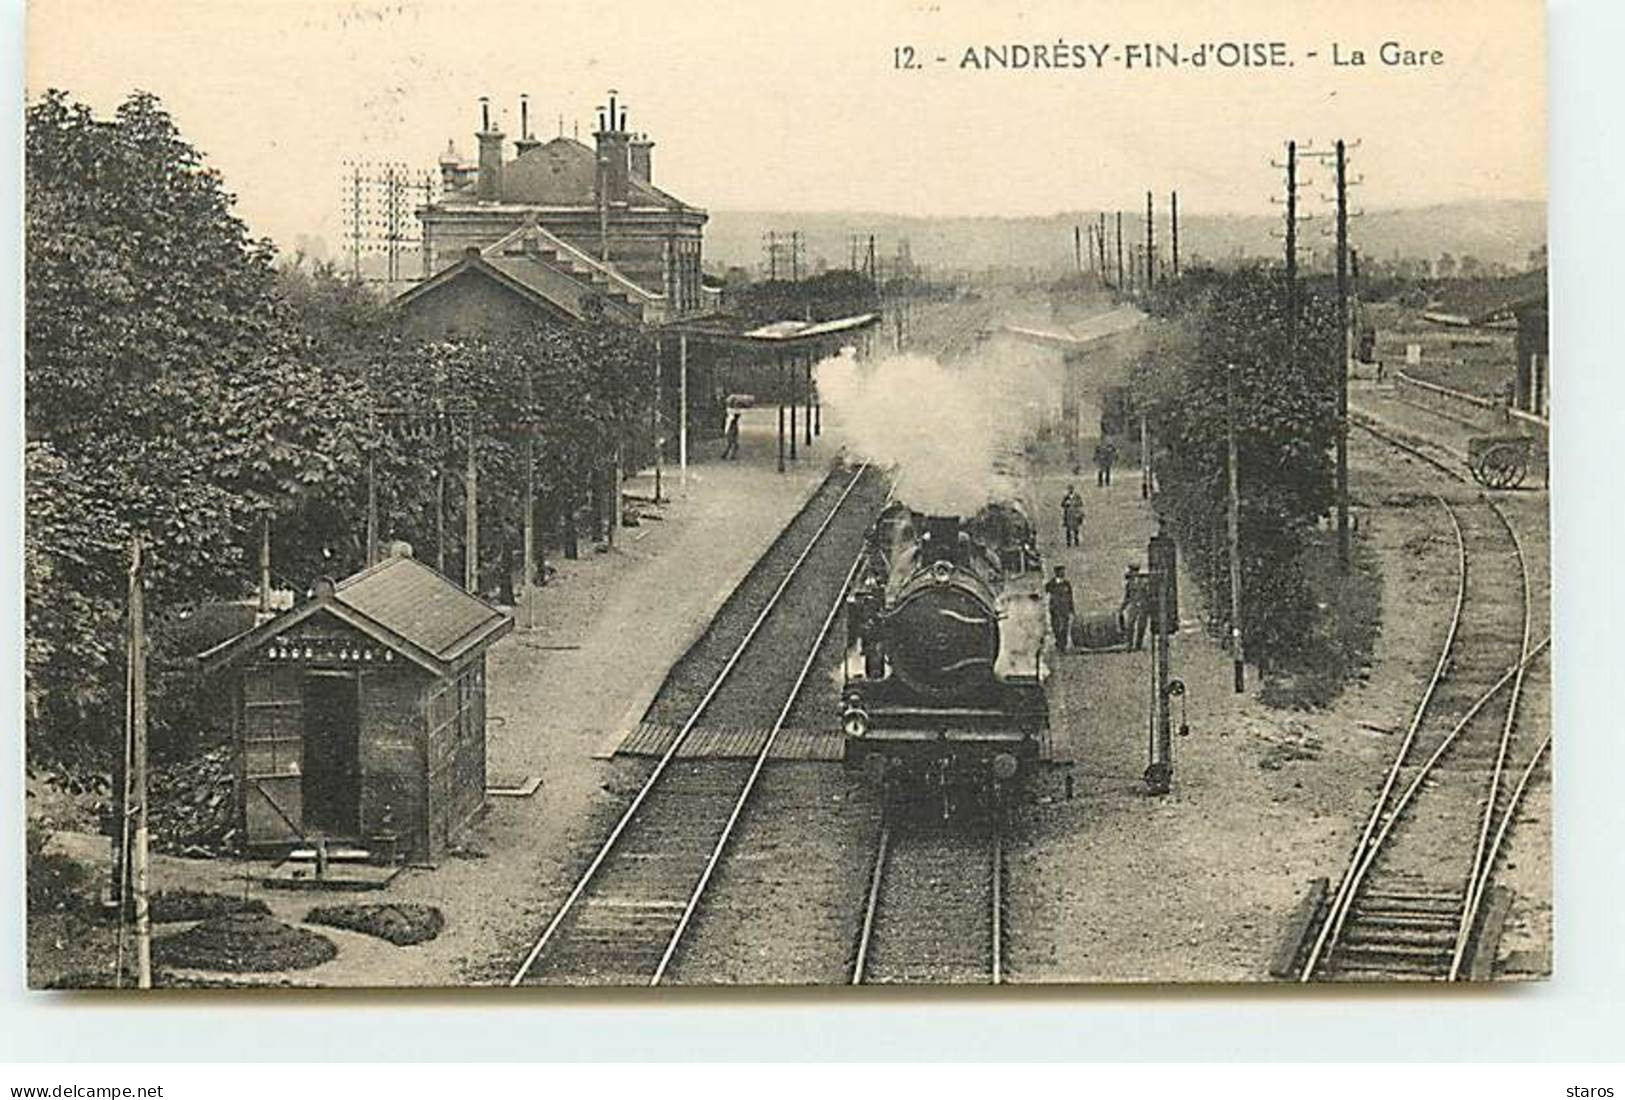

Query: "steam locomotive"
left=840, top=498, right=1051, bottom=806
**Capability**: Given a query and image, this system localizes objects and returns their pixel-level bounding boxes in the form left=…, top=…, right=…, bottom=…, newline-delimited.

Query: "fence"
left=1393, top=370, right=1549, bottom=486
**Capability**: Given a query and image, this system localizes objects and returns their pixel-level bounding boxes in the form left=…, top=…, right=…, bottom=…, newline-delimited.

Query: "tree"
left=1130, top=267, right=1341, bottom=671
left=24, top=91, right=377, bottom=767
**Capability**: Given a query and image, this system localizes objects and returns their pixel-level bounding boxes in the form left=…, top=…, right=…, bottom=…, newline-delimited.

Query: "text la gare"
left=1333, top=41, right=1445, bottom=66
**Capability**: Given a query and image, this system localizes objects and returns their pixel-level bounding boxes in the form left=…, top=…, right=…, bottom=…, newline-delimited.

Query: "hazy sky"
left=28, top=0, right=1546, bottom=249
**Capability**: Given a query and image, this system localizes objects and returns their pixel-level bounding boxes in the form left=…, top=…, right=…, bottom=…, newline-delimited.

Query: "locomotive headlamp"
left=842, top=708, right=870, bottom=738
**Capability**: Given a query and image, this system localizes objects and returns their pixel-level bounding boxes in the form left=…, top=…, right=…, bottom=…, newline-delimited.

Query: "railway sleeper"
left=1349, top=911, right=1460, bottom=930
left=1337, top=941, right=1453, bottom=962
left=1343, top=925, right=1457, bottom=948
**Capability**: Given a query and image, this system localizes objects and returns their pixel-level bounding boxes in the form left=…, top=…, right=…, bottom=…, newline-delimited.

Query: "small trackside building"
left=200, top=550, right=513, bottom=863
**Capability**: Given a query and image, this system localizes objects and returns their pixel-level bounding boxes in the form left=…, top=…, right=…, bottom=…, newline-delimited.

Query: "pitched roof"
left=336, top=555, right=510, bottom=664
left=393, top=222, right=654, bottom=325
left=445, top=136, right=697, bottom=211
left=199, top=554, right=512, bottom=677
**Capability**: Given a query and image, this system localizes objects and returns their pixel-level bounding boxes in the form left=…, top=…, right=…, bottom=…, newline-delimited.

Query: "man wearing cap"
left=1120, top=562, right=1152, bottom=651
left=1045, top=564, right=1076, bottom=653
left=1060, top=485, right=1084, bottom=547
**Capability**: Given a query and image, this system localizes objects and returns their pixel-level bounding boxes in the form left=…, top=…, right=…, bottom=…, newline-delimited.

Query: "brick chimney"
left=438, top=140, right=470, bottom=191
left=630, top=133, right=654, bottom=182
left=475, top=96, right=505, bottom=201
left=594, top=91, right=631, bottom=205
left=514, top=93, right=541, bottom=157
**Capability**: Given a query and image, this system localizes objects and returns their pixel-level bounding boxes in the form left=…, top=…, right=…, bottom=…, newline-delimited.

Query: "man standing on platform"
left=721, top=412, right=741, bottom=460
left=1046, top=564, right=1075, bottom=653
left=1094, top=439, right=1117, bottom=487
left=1120, top=563, right=1151, bottom=651
left=1060, top=485, right=1083, bottom=547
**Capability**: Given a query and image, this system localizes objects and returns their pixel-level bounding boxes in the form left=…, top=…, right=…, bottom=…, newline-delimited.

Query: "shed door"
left=302, top=672, right=361, bottom=838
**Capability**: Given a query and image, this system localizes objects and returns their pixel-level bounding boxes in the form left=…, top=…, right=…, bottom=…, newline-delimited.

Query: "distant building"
left=399, top=92, right=710, bottom=337
left=1421, top=267, right=1549, bottom=418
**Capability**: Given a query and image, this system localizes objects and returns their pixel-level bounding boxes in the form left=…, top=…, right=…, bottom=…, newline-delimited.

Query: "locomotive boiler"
left=841, top=498, right=1051, bottom=804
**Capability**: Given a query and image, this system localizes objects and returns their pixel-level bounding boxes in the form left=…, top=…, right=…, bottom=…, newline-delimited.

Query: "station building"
left=399, top=92, right=712, bottom=338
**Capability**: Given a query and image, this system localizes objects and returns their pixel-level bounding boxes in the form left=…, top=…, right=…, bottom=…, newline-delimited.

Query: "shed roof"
left=659, top=311, right=881, bottom=347
left=1422, top=269, right=1548, bottom=327
left=337, top=555, right=511, bottom=663
left=199, top=554, right=512, bottom=677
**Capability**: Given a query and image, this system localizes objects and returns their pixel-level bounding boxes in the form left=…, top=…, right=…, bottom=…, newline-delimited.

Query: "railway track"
left=509, top=463, right=888, bottom=986
left=851, top=815, right=1005, bottom=985
left=1295, top=423, right=1548, bottom=981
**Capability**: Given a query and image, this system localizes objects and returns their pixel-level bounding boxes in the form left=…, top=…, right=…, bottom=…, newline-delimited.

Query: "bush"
left=304, top=903, right=444, bottom=946
left=153, top=913, right=336, bottom=972
left=149, top=888, right=270, bottom=924
left=26, top=822, right=90, bottom=915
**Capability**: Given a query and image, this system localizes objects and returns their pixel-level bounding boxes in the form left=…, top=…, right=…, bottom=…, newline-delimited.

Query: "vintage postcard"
left=23, top=0, right=1548, bottom=988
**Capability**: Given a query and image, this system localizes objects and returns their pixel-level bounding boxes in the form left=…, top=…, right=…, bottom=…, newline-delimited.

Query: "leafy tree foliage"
left=1131, top=267, right=1342, bottom=672
left=25, top=91, right=656, bottom=774
left=25, top=92, right=381, bottom=766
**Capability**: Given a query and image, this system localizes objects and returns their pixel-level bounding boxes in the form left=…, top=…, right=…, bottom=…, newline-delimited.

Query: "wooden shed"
left=200, top=552, right=513, bottom=863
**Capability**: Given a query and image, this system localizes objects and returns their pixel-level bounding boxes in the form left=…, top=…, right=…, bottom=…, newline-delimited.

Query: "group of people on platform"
left=1045, top=463, right=1175, bottom=656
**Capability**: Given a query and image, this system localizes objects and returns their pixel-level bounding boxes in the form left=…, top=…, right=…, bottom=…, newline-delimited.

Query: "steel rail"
left=1349, top=415, right=1469, bottom=485
left=649, top=514, right=880, bottom=984
left=1345, top=414, right=1547, bottom=982
left=508, top=463, right=872, bottom=986
left=1302, top=637, right=1549, bottom=980
left=990, top=828, right=1004, bottom=985
left=850, top=824, right=891, bottom=985
left=1297, top=491, right=1467, bottom=981
left=851, top=823, right=1004, bottom=986
left=1328, top=638, right=1548, bottom=959
left=1450, top=500, right=1534, bottom=979
left=1470, top=726, right=1553, bottom=940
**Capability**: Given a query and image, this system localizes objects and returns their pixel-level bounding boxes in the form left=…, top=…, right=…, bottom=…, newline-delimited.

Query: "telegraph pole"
left=1140, top=415, right=1152, bottom=500
left=1097, top=212, right=1108, bottom=283
left=522, top=361, right=538, bottom=626
left=678, top=334, right=690, bottom=492
left=764, top=231, right=780, bottom=280
left=127, top=536, right=152, bottom=989
left=1074, top=225, right=1083, bottom=274
left=1145, top=190, right=1155, bottom=294
left=1285, top=141, right=1298, bottom=309
left=1115, top=211, right=1124, bottom=293
left=1334, top=139, right=1351, bottom=572
left=652, top=338, right=663, bottom=504
left=776, top=351, right=787, bottom=473
left=365, top=451, right=379, bottom=566
left=1170, top=191, right=1180, bottom=279
left=258, top=513, right=272, bottom=615
left=1226, top=364, right=1245, bottom=694
left=464, top=416, right=478, bottom=593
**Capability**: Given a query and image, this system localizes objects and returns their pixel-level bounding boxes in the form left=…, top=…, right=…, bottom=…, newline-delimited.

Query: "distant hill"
left=704, top=200, right=1546, bottom=278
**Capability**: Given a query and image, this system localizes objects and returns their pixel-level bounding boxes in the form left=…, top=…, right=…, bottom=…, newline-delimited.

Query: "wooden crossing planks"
left=614, top=722, right=844, bottom=761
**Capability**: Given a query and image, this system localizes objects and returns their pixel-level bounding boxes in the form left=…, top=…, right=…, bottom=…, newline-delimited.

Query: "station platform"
left=483, top=403, right=846, bottom=781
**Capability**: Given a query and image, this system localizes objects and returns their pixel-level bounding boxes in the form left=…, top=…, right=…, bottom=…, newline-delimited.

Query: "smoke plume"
left=818, top=344, right=1058, bottom=515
